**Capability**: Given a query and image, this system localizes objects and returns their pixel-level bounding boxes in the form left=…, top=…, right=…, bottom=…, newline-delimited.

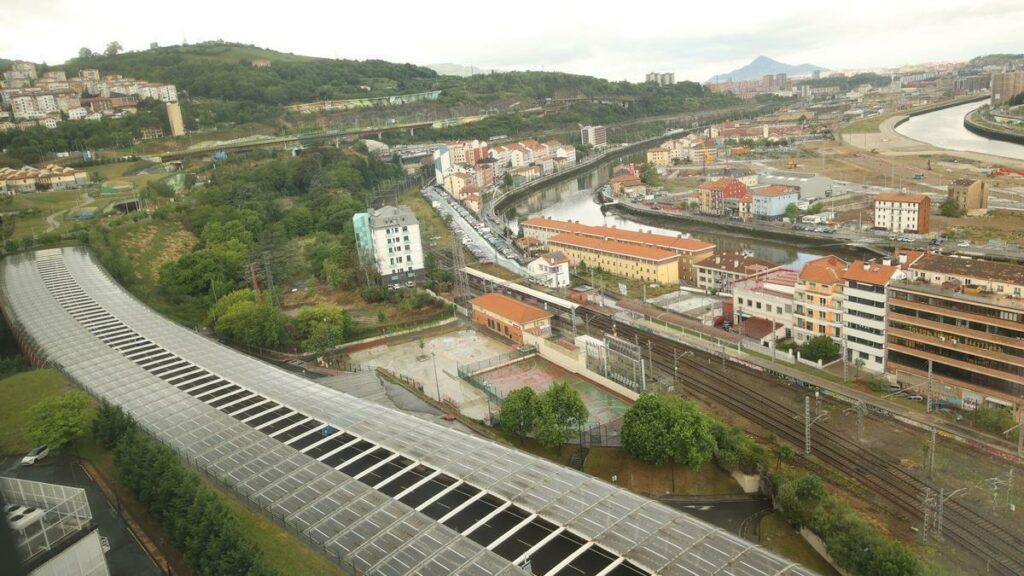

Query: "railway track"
left=576, top=311, right=1024, bottom=576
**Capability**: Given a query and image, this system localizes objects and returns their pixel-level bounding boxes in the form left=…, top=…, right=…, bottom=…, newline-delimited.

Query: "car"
left=957, top=241, right=971, bottom=248
left=405, top=281, right=415, bottom=288
left=906, top=394, right=924, bottom=401
left=21, top=445, right=49, bottom=466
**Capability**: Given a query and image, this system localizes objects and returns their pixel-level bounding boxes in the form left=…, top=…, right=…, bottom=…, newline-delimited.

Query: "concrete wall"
left=523, top=333, right=640, bottom=403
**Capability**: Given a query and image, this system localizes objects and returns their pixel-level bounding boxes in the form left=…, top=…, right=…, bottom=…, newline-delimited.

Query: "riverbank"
left=964, top=107, right=1024, bottom=146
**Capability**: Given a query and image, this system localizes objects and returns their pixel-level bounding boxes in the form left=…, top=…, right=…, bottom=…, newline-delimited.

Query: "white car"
left=21, top=445, right=49, bottom=466
left=957, top=241, right=971, bottom=248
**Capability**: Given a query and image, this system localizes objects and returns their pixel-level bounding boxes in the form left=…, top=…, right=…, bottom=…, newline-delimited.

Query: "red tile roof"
left=471, top=293, right=552, bottom=324
left=549, top=233, right=679, bottom=262
left=843, top=260, right=898, bottom=285
left=753, top=185, right=797, bottom=197
left=800, top=255, right=849, bottom=284
left=521, top=218, right=715, bottom=253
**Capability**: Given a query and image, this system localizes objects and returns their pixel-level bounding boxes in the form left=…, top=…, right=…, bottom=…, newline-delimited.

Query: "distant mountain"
left=968, top=53, right=1024, bottom=68
left=707, top=56, right=827, bottom=83
left=425, top=63, right=498, bottom=77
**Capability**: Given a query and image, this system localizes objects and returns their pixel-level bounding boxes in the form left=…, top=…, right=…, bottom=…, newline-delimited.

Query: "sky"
left=3, top=0, right=1022, bottom=82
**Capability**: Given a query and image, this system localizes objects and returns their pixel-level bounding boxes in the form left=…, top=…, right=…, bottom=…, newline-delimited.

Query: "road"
left=45, top=191, right=93, bottom=232
left=422, top=185, right=527, bottom=276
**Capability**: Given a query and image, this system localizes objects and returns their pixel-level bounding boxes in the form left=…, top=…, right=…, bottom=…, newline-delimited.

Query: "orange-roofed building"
left=873, top=193, right=931, bottom=234
left=547, top=233, right=680, bottom=284
left=793, top=255, right=849, bottom=345
left=698, top=178, right=748, bottom=215
left=470, top=293, right=552, bottom=344
left=610, top=174, right=643, bottom=194
left=520, top=217, right=714, bottom=281
left=842, top=260, right=902, bottom=372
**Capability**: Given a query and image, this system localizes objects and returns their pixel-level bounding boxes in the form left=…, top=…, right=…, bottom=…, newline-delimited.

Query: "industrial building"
left=0, top=247, right=814, bottom=575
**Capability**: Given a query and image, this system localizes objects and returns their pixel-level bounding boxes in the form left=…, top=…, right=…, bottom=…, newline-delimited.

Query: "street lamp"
left=431, top=350, right=441, bottom=402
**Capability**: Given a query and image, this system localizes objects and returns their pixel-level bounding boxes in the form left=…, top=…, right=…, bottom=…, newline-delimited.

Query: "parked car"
left=21, top=445, right=49, bottom=466
left=906, top=394, right=924, bottom=401
left=957, top=241, right=971, bottom=248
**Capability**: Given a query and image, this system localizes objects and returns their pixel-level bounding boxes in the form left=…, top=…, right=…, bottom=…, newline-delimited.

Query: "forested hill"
left=63, top=43, right=439, bottom=105
left=58, top=42, right=727, bottom=112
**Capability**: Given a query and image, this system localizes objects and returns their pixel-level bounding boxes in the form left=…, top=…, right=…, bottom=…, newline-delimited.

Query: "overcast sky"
left=3, top=0, right=1022, bottom=82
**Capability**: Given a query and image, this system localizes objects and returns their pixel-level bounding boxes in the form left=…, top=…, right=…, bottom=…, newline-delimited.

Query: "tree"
left=799, top=335, right=840, bottom=362
left=91, top=400, right=134, bottom=450
left=1, top=214, right=16, bottom=247
left=78, top=47, right=94, bottom=59
left=940, top=199, right=964, bottom=218
left=534, top=381, right=588, bottom=449
left=776, top=473, right=825, bottom=527
left=784, top=202, right=799, bottom=221
left=622, top=394, right=716, bottom=468
left=500, top=388, right=539, bottom=441
left=27, top=390, right=92, bottom=451
left=776, top=444, right=795, bottom=471
left=105, top=41, right=123, bottom=57
left=206, top=289, right=256, bottom=327
left=292, top=305, right=355, bottom=353
left=502, top=172, right=514, bottom=191
left=214, top=301, right=286, bottom=349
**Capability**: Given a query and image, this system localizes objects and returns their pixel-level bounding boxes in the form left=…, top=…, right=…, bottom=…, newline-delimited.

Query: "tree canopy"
left=500, top=387, right=539, bottom=440
left=621, top=394, right=716, bottom=468
left=27, top=390, right=92, bottom=451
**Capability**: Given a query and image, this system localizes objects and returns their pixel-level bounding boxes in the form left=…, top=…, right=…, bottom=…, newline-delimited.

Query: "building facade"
left=352, top=205, right=425, bottom=286
left=991, top=71, right=1024, bottom=107
left=751, top=185, right=799, bottom=219
left=874, top=193, right=930, bottom=233
left=793, top=255, right=848, bottom=345
left=732, top=269, right=799, bottom=340
left=470, top=293, right=552, bottom=345
left=947, top=178, right=989, bottom=212
left=842, top=261, right=900, bottom=373
left=886, top=254, right=1024, bottom=418
left=547, top=233, right=680, bottom=284
left=527, top=253, right=571, bottom=288
left=580, top=125, right=607, bottom=147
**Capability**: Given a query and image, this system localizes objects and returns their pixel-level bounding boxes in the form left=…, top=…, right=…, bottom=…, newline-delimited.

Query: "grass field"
left=758, top=512, right=839, bottom=575
left=584, top=446, right=743, bottom=497
left=400, top=186, right=455, bottom=249
left=840, top=114, right=888, bottom=135
left=0, top=369, right=73, bottom=455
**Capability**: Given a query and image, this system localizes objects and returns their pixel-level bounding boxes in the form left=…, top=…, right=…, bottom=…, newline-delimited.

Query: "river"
left=500, top=153, right=835, bottom=268
left=895, top=100, right=1024, bottom=161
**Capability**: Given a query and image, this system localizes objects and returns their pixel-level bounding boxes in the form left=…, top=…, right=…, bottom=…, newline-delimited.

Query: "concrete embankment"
left=964, top=109, right=1024, bottom=146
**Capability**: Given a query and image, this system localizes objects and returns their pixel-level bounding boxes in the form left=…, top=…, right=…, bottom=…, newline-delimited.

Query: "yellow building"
left=548, top=233, right=680, bottom=284
left=646, top=147, right=671, bottom=167
left=166, top=101, right=185, bottom=137
left=793, top=255, right=848, bottom=344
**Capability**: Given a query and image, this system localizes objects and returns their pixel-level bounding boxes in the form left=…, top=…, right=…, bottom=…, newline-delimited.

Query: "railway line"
left=572, top=309, right=1024, bottom=576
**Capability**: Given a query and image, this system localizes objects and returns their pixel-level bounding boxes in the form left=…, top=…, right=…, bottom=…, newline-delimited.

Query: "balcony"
left=891, top=278, right=1024, bottom=312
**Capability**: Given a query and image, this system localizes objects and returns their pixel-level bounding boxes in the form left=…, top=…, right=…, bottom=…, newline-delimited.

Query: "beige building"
left=991, top=71, right=1024, bottom=107
left=947, top=178, right=989, bottom=213
left=646, top=147, right=671, bottom=167
left=548, top=233, right=680, bottom=284
left=166, top=101, right=185, bottom=137
left=694, top=251, right=782, bottom=293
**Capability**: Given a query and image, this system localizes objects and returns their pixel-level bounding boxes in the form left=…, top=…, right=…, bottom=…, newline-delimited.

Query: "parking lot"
left=422, top=186, right=527, bottom=275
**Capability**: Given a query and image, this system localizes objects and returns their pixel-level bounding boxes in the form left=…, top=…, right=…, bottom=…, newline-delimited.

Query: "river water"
left=895, top=100, right=1024, bottom=161
left=500, top=152, right=830, bottom=268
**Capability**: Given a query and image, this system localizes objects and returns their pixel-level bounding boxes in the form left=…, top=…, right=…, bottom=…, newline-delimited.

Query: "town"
left=0, top=17, right=1023, bottom=576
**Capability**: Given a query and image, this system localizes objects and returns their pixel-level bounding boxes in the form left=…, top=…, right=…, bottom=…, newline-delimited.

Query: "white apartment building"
left=34, top=94, right=58, bottom=114
left=354, top=206, right=425, bottom=286
left=842, top=260, right=901, bottom=372
left=11, top=96, right=38, bottom=120
left=580, top=125, right=607, bottom=147
left=873, top=193, right=930, bottom=234
left=732, top=269, right=799, bottom=339
left=68, top=107, right=88, bottom=120
left=527, top=253, right=571, bottom=288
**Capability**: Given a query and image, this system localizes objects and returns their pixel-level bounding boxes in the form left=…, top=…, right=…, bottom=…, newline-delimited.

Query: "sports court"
left=475, top=356, right=629, bottom=425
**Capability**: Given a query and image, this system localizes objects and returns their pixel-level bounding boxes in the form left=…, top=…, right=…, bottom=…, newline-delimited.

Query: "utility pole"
left=926, top=358, right=934, bottom=413
left=842, top=338, right=848, bottom=384
left=921, top=488, right=933, bottom=542
left=928, top=427, right=937, bottom=479
left=802, top=395, right=829, bottom=455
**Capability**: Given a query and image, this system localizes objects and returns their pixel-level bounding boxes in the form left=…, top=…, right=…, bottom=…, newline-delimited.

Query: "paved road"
left=422, top=185, right=527, bottom=276
left=2, top=454, right=161, bottom=576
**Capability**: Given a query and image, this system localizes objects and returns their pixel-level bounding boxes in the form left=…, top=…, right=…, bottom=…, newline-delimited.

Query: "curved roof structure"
left=0, top=247, right=816, bottom=576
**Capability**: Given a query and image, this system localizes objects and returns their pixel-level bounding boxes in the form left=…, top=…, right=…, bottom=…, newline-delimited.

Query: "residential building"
left=694, top=251, right=782, bottom=293
left=527, top=252, right=571, bottom=288
left=724, top=193, right=752, bottom=222
left=947, top=178, right=989, bottom=212
left=520, top=217, right=714, bottom=281
left=887, top=253, right=1024, bottom=418
left=646, top=72, right=675, bottom=86
left=166, top=101, right=185, bottom=137
left=0, top=164, right=89, bottom=194
left=698, top=178, right=749, bottom=215
left=509, top=165, right=542, bottom=186
left=444, top=172, right=473, bottom=198
left=610, top=174, right=643, bottom=194
left=732, top=268, right=799, bottom=340
left=750, top=185, right=799, bottom=219
left=580, top=125, right=607, bottom=147
left=793, top=255, right=848, bottom=345
left=843, top=260, right=901, bottom=373
left=991, top=71, right=1024, bottom=107
left=874, top=193, right=931, bottom=233
left=352, top=205, right=425, bottom=286
left=67, top=106, right=88, bottom=120
left=470, top=293, right=552, bottom=345
left=548, top=233, right=680, bottom=284
left=646, top=147, right=671, bottom=167
left=464, top=192, right=481, bottom=214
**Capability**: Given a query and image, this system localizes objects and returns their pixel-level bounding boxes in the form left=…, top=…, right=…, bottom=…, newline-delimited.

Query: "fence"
left=457, top=346, right=537, bottom=377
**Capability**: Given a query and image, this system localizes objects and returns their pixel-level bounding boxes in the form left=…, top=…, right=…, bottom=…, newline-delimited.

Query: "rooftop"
left=752, top=185, right=798, bottom=197
left=799, top=255, right=849, bottom=284
left=369, top=205, right=418, bottom=229
left=910, top=253, right=1024, bottom=286
left=843, top=260, right=898, bottom=286
left=470, top=292, right=553, bottom=324
left=698, top=178, right=746, bottom=191
left=696, top=251, right=780, bottom=274
left=738, top=317, right=777, bottom=340
left=548, top=233, right=680, bottom=263
left=521, top=218, right=715, bottom=253
left=875, top=192, right=929, bottom=204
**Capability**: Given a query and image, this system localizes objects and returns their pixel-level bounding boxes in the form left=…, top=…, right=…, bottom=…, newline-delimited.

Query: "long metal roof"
left=0, top=247, right=817, bottom=576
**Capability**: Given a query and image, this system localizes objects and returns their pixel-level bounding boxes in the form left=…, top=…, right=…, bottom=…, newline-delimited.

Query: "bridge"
left=0, top=247, right=816, bottom=576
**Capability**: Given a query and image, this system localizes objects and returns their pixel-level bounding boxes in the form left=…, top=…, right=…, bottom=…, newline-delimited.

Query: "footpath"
left=625, top=312, right=1024, bottom=465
